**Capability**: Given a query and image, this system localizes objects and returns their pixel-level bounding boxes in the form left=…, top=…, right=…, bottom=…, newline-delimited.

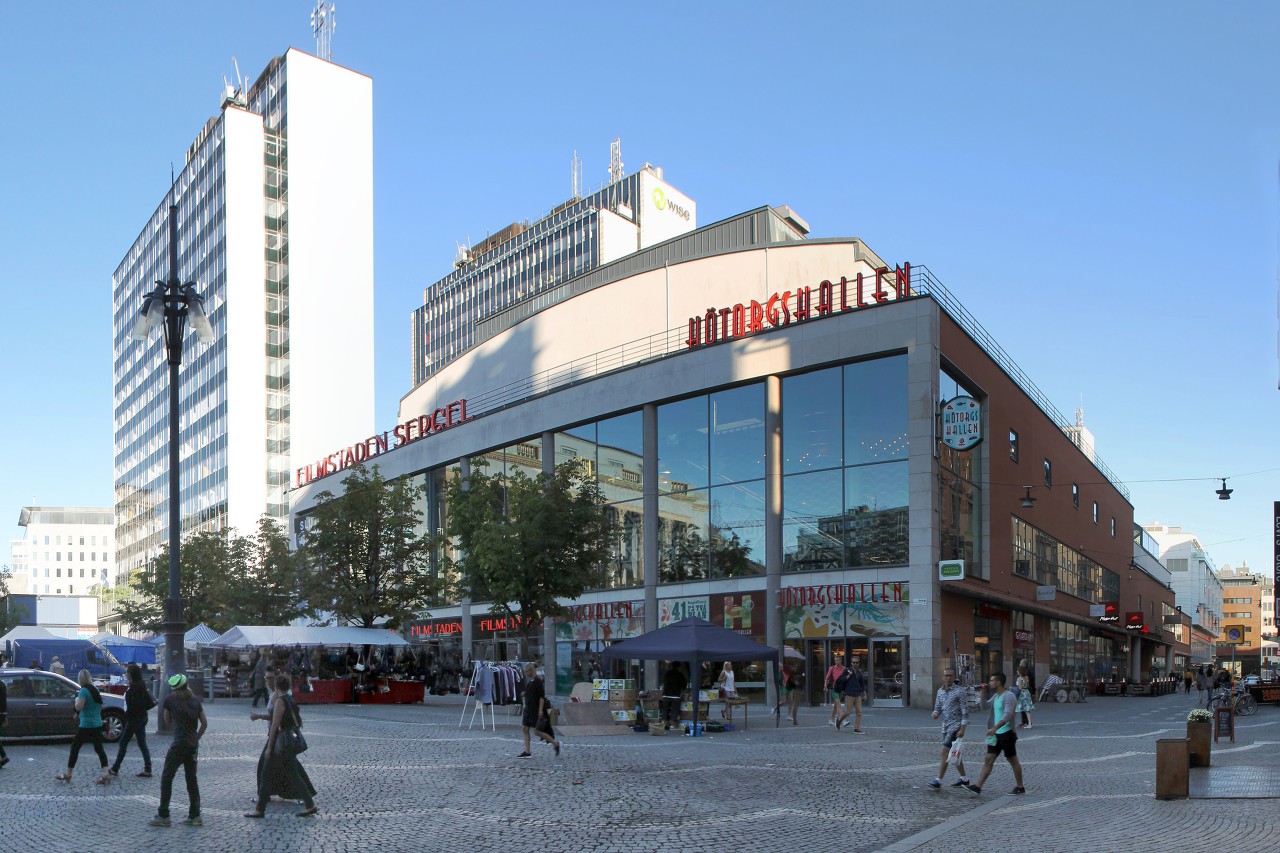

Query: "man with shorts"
left=965, top=672, right=1024, bottom=795
left=928, top=667, right=969, bottom=789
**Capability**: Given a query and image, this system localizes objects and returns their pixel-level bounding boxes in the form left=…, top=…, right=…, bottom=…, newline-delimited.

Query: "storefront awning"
left=209, top=625, right=409, bottom=649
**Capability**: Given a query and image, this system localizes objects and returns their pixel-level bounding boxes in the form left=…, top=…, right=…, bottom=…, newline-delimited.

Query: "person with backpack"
left=825, top=659, right=850, bottom=726
left=835, top=657, right=868, bottom=733
left=109, top=663, right=154, bottom=778
left=245, top=673, right=317, bottom=818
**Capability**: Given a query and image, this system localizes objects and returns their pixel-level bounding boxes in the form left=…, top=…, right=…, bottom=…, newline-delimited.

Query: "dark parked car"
left=0, top=669, right=126, bottom=742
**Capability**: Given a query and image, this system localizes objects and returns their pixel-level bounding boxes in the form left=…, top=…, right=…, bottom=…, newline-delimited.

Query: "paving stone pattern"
left=0, top=688, right=1274, bottom=852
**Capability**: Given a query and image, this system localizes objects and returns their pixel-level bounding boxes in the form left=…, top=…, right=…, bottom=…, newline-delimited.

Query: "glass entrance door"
left=870, top=639, right=906, bottom=707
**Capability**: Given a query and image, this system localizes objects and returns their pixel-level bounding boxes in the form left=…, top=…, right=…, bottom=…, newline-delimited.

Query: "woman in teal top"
left=54, top=670, right=112, bottom=785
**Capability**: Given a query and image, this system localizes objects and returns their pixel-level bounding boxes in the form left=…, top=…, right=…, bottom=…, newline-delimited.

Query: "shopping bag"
left=947, top=738, right=964, bottom=765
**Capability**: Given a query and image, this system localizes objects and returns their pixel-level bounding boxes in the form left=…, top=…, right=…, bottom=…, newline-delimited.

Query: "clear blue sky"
left=2, top=2, right=1278, bottom=580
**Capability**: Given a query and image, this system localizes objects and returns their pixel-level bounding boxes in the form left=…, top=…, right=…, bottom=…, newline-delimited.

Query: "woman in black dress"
left=244, top=674, right=317, bottom=818
left=518, top=663, right=560, bottom=758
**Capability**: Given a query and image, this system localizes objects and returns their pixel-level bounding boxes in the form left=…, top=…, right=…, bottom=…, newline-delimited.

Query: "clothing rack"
left=459, top=660, right=527, bottom=731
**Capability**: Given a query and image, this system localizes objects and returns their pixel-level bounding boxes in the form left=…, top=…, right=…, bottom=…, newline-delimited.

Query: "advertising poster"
left=658, top=596, right=710, bottom=627
left=710, top=592, right=764, bottom=636
left=780, top=582, right=910, bottom=638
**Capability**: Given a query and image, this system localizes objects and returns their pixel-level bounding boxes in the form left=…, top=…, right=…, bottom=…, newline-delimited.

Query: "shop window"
left=1009, top=429, right=1019, bottom=462
left=783, top=368, right=842, bottom=474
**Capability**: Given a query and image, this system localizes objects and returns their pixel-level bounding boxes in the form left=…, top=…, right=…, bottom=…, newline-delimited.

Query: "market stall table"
left=295, top=679, right=353, bottom=705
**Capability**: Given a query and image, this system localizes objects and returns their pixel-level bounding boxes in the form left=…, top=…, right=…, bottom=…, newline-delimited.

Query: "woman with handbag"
left=245, top=674, right=317, bottom=818
left=109, top=663, right=154, bottom=777
left=716, top=661, right=737, bottom=720
left=518, top=663, right=560, bottom=758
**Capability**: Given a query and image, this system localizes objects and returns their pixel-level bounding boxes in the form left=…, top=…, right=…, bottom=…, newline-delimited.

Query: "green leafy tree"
left=300, top=464, right=438, bottom=629
left=113, top=519, right=309, bottom=634
left=114, top=529, right=239, bottom=634
left=0, top=572, right=28, bottom=637
left=444, top=458, right=618, bottom=656
left=223, top=517, right=313, bottom=626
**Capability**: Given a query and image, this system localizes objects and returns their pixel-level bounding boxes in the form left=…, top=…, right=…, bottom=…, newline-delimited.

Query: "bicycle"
left=1208, top=686, right=1258, bottom=717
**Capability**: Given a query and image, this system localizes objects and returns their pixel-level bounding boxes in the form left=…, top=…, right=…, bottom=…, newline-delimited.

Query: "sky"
left=1, top=2, right=1278, bottom=579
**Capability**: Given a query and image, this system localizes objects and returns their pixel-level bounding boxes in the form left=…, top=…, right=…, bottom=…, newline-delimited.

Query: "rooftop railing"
left=423, top=265, right=1130, bottom=500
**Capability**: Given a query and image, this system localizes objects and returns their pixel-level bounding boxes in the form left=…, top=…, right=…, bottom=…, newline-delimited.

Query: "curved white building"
left=292, top=204, right=1173, bottom=707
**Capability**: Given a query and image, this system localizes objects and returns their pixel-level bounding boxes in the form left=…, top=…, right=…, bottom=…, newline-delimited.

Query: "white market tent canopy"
left=209, top=625, right=409, bottom=649
left=0, top=626, right=60, bottom=644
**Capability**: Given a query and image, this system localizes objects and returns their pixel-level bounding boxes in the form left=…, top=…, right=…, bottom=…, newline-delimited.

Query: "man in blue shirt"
left=965, top=672, right=1025, bottom=795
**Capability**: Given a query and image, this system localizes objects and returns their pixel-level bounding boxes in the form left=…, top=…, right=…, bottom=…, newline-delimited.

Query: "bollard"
left=1155, top=738, right=1189, bottom=799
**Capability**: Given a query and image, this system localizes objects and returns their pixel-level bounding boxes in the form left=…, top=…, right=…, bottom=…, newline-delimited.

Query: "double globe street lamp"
left=128, top=201, right=215, bottom=728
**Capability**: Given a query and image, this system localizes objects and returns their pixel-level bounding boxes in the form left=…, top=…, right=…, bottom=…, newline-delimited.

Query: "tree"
left=223, top=517, right=312, bottom=627
left=113, top=519, right=309, bottom=634
left=300, top=464, right=438, bottom=629
left=444, top=457, right=618, bottom=656
left=115, top=529, right=239, bottom=634
left=0, top=572, right=28, bottom=637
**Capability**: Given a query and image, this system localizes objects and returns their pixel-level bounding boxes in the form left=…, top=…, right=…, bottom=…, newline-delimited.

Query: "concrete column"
left=907, top=321, right=941, bottom=708
left=643, top=404, right=659, bottom=692
left=458, top=456, right=473, bottom=668
left=764, top=375, right=783, bottom=711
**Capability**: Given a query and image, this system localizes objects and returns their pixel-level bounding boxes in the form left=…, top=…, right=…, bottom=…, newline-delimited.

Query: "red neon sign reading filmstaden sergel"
left=295, top=399, right=472, bottom=487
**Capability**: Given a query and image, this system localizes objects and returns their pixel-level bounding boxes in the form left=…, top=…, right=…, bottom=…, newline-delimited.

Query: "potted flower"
left=1187, top=708, right=1212, bottom=767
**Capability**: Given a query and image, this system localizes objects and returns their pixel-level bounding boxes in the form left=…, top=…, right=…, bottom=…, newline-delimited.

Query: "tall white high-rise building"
left=112, top=48, right=373, bottom=581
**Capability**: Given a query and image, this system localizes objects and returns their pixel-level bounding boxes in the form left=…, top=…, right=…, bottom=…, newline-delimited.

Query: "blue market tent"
left=91, top=632, right=157, bottom=665
left=602, top=617, right=780, bottom=736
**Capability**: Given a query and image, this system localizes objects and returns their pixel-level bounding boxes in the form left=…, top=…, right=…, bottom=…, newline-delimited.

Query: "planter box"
left=1187, top=720, right=1212, bottom=767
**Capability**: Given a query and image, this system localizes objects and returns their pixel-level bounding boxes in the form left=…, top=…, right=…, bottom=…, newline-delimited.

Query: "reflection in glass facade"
left=782, top=356, right=910, bottom=572
left=416, top=356, right=915, bottom=592
left=658, top=386, right=765, bottom=581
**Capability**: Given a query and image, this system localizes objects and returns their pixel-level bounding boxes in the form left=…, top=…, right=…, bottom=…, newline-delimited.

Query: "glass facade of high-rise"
left=112, top=118, right=233, bottom=576
left=112, top=49, right=373, bottom=591
left=410, top=168, right=695, bottom=386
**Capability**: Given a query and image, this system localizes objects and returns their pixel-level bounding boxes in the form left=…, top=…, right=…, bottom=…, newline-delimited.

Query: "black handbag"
left=276, top=726, right=308, bottom=756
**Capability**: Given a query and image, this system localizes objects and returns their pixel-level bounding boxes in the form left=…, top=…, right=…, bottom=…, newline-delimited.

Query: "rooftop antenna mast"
left=608, top=138, right=624, bottom=185
left=312, top=1, right=336, bottom=62
left=571, top=150, right=583, bottom=199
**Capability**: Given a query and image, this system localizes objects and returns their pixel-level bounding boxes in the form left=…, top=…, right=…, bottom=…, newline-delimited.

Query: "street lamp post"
left=129, top=200, right=215, bottom=731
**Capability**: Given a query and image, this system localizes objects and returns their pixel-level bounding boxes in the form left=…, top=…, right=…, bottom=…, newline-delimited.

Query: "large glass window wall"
left=782, top=357, right=909, bottom=573
left=1011, top=517, right=1119, bottom=604
left=658, top=384, right=765, bottom=581
left=556, top=412, right=645, bottom=589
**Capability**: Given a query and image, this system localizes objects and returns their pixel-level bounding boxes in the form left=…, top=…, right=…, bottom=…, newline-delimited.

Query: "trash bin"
left=1155, top=738, right=1189, bottom=800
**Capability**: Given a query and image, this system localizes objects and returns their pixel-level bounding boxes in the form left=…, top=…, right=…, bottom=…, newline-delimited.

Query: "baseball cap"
left=168, top=673, right=188, bottom=689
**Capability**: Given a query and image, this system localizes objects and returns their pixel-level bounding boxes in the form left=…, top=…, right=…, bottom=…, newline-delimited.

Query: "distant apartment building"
left=112, top=48, right=374, bottom=583
left=409, top=162, right=696, bottom=387
left=1218, top=563, right=1276, bottom=664
left=1144, top=522, right=1224, bottom=662
left=11, top=507, right=114, bottom=597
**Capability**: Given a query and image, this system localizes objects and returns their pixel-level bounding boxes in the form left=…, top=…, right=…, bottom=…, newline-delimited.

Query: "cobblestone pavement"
left=0, top=688, right=1274, bottom=852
